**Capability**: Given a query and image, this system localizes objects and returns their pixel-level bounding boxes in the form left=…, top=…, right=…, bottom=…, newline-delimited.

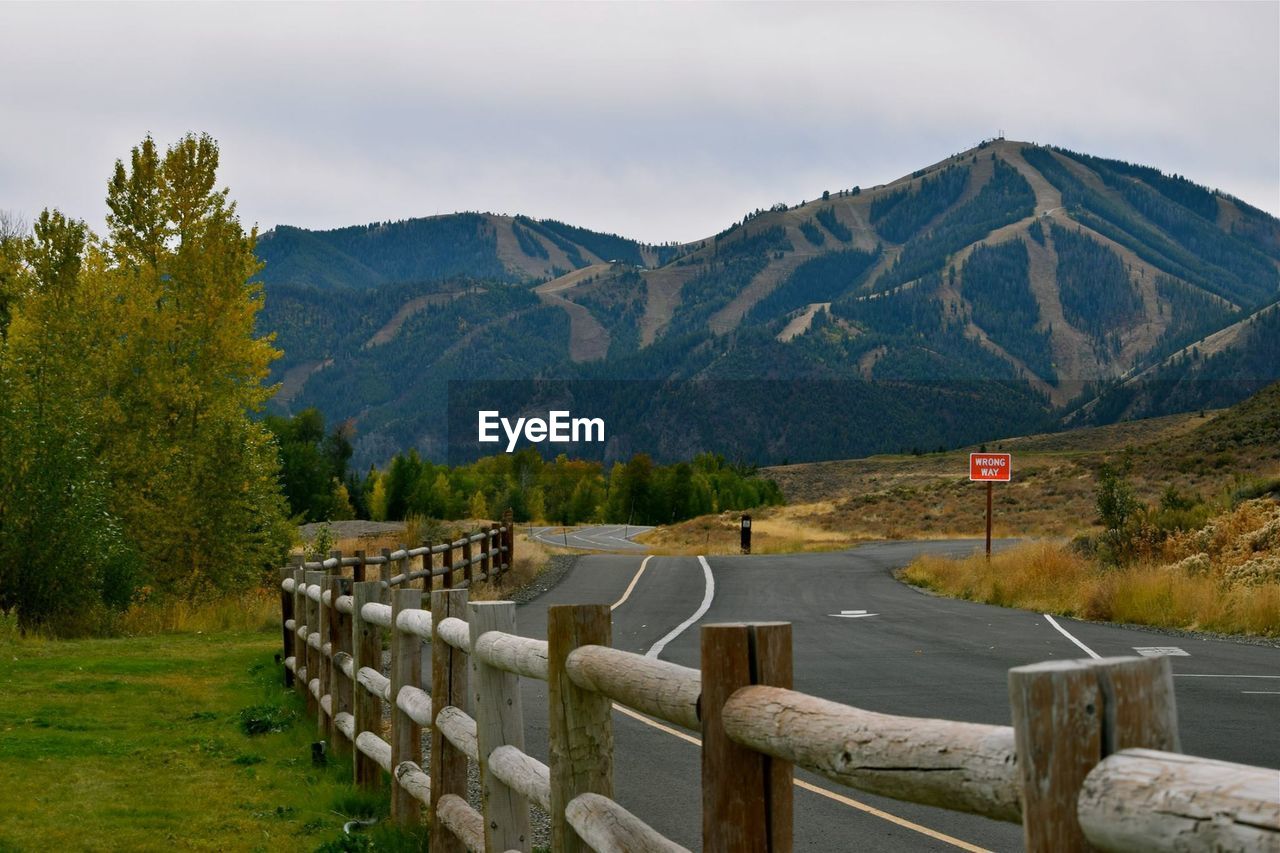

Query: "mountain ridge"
left=255, top=139, right=1280, bottom=467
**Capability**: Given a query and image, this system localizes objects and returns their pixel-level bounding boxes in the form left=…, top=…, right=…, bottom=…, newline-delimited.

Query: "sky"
left=2, top=2, right=1277, bottom=245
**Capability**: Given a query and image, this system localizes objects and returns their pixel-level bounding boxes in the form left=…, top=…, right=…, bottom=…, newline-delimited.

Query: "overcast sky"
left=2, top=2, right=1277, bottom=244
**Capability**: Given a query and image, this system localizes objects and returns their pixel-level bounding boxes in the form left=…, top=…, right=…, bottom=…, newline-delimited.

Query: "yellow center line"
left=607, top=553, right=991, bottom=852
left=610, top=704, right=990, bottom=852
left=610, top=555, right=651, bottom=610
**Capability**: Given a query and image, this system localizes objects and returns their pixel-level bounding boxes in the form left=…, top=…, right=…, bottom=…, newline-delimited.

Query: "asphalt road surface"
left=528, top=524, right=652, bottom=551
left=496, top=543, right=1280, bottom=851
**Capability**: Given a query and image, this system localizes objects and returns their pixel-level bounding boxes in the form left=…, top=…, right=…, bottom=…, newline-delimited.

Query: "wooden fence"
left=279, top=541, right=1280, bottom=852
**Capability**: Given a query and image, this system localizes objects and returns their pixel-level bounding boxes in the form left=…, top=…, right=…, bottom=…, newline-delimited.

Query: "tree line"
left=0, top=135, right=292, bottom=633
left=267, top=410, right=784, bottom=528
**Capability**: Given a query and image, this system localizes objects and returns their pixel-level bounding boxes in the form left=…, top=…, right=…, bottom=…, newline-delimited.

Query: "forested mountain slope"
left=255, top=139, right=1280, bottom=466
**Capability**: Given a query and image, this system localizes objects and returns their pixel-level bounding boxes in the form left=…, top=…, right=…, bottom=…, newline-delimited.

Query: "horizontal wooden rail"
left=356, top=731, right=392, bottom=773
left=721, top=684, right=1022, bottom=823
left=361, top=601, right=392, bottom=628
left=288, top=526, right=511, bottom=571
left=489, top=744, right=551, bottom=811
left=566, top=793, right=691, bottom=853
left=1077, top=749, right=1280, bottom=851
left=357, top=666, right=391, bottom=702
left=395, top=608, right=432, bottom=640
left=567, top=645, right=702, bottom=731
left=436, top=705, right=479, bottom=762
left=436, top=616, right=471, bottom=651
left=472, top=631, right=549, bottom=680
left=395, top=761, right=432, bottom=806
left=396, top=686, right=433, bottom=728
left=436, top=793, right=485, bottom=853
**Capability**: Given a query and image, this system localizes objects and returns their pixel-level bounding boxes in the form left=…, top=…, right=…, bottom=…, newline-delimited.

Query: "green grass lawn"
left=0, top=625, right=423, bottom=852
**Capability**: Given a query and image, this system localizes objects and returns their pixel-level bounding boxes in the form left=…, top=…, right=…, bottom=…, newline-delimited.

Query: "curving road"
left=487, top=543, right=1278, bottom=850
left=529, top=524, right=652, bottom=552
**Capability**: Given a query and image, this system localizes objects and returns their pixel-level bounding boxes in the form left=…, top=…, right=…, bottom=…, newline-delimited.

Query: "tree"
left=1096, top=463, right=1138, bottom=532
left=266, top=408, right=354, bottom=522
left=0, top=211, right=140, bottom=632
left=97, top=134, right=290, bottom=593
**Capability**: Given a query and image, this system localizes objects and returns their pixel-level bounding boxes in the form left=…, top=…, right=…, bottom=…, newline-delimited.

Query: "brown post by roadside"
left=986, top=481, right=993, bottom=557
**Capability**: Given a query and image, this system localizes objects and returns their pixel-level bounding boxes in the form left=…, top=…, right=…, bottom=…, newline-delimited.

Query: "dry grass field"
left=756, top=409, right=1278, bottom=543
left=903, top=498, right=1280, bottom=637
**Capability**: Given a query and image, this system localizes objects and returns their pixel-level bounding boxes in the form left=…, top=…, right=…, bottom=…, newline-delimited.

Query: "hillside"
left=254, top=140, right=1280, bottom=467
left=753, top=381, right=1280, bottom=543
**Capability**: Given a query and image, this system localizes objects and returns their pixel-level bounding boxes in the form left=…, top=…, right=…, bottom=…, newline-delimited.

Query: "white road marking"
left=1043, top=614, right=1101, bottom=659
left=830, top=612, right=879, bottom=619
left=646, top=556, right=715, bottom=660
left=611, top=556, right=651, bottom=611
left=610, top=703, right=986, bottom=851
left=1174, top=674, right=1280, bottom=678
left=1242, top=691, right=1280, bottom=695
left=1133, top=646, right=1189, bottom=657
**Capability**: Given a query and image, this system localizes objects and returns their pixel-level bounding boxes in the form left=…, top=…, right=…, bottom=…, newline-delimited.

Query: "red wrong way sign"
left=970, top=452, right=1012, bottom=482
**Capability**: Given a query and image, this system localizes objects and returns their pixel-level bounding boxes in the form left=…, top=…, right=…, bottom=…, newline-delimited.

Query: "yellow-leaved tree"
left=97, top=134, right=290, bottom=593
left=2, top=134, right=291, bottom=633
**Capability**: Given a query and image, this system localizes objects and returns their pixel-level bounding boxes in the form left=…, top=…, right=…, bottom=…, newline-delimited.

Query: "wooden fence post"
left=1009, top=654, right=1181, bottom=852
left=381, top=547, right=394, bottom=588
left=390, top=587, right=424, bottom=826
left=701, top=622, right=794, bottom=853
left=304, top=569, right=324, bottom=719
left=422, top=540, right=435, bottom=593
left=292, top=566, right=307, bottom=701
left=503, top=508, right=515, bottom=581
left=333, top=576, right=354, bottom=759
left=430, top=588, right=470, bottom=853
left=1086, top=655, right=1181, bottom=756
left=490, top=523, right=503, bottom=583
left=317, top=567, right=336, bottom=732
left=324, top=574, right=344, bottom=749
left=462, top=536, right=474, bottom=587
left=442, top=543, right=454, bottom=589
left=280, top=566, right=295, bottom=688
left=548, top=604, right=613, bottom=853
left=352, top=580, right=384, bottom=790
left=470, top=601, right=531, bottom=852
left=480, top=528, right=492, bottom=580
left=1009, top=659, right=1103, bottom=852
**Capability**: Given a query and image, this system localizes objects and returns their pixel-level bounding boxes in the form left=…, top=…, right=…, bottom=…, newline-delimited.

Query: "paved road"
left=500, top=543, right=1280, bottom=851
left=528, top=524, right=652, bottom=551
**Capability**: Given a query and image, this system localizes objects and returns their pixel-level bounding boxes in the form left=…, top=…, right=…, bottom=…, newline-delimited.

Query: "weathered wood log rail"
left=279, top=543, right=1280, bottom=852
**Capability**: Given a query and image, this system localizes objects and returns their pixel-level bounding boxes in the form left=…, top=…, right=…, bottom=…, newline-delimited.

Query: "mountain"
left=254, top=140, right=1280, bottom=467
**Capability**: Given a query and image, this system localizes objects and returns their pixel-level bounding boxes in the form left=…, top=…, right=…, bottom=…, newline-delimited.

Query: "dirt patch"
left=274, top=358, right=332, bottom=408
left=776, top=302, right=831, bottom=342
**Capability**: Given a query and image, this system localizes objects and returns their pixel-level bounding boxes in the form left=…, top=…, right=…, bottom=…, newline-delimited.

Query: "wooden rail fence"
left=279, top=537, right=1280, bottom=852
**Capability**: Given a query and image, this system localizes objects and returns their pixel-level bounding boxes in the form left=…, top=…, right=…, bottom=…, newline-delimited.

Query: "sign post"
left=969, top=453, right=1012, bottom=556
left=740, top=514, right=752, bottom=555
